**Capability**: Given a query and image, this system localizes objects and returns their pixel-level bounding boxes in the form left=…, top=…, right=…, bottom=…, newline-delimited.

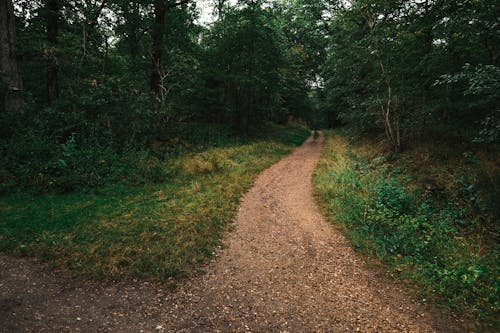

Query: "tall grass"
left=313, top=131, right=499, bottom=330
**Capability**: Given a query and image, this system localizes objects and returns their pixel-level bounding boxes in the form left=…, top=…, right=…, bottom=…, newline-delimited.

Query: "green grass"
left=0, top=124, right=310, bottom=279
left=313, top=130, right=499, bottom=330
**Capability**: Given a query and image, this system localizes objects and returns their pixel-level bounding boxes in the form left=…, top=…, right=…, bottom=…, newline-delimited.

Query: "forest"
left=0, top=0, right=499, bottom=331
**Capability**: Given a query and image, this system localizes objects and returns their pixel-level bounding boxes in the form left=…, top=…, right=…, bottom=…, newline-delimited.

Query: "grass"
left=0, top=124, right=310, bottom=279
left=313, top=130, right=499, bottom=330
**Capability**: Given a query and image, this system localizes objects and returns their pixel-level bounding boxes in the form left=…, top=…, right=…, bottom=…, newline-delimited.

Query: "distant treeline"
left=1, top=0, right=498, bottom=157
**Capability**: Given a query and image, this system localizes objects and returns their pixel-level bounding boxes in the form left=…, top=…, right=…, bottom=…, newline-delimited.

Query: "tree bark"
left=126, top=3, right=140, bottom=67
left=46, top=0, right=60, bottom=105
left=149, top=0, right=190, bottom=97
left=362, top=6, right=400, bottom=151
left=150, top=0, right=167, bottom=96
left=0, top=0, right=23, bottom=113
left=216, top=0, right=225, bottom=21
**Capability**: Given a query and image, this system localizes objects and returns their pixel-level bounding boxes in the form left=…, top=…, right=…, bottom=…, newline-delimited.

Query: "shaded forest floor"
left=0, top=133, right=461, bottom=332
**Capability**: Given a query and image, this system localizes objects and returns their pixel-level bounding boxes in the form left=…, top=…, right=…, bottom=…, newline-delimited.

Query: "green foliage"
left=435, top=64, right=500, bottom=144
left=47, top=79, right=154, bottom=146
left=314, top=132, right=499, bottom=328
left=1, top=133, right=152, bottom=194
left=321, top=0, right=500, bottom=145
left=200, top=5, right=288, bottom=132
left=0, top=124, right=309, bottom=278
left=0, top=121, right=309, bottom=194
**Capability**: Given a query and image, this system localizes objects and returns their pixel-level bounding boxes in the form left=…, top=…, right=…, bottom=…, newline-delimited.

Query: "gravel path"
left=0, top=133, right=459, bottom=332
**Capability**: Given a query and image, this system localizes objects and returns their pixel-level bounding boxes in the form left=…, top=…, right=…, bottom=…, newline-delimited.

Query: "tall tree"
left=46, top=0, right=60, bottom=105
left=0, top=0, right=23, bottom=113
left=115, top=0, right=149, bottom=71
left=150, top=0, right=190, bottom=97
left=204, top=4, right=286, bottom=133
left=75, top=0, right=108, bottom=65
left=214, top=0, right=226, bottom=21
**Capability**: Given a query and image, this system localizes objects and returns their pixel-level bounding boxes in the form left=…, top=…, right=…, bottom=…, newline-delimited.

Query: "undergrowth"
left=313, top=131, right=499, bottom=330
left=0, top=124, right=310, bottom=279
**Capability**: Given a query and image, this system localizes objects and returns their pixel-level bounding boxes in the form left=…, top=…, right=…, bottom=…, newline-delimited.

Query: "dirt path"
left=0, top=133, right=458, bottom=332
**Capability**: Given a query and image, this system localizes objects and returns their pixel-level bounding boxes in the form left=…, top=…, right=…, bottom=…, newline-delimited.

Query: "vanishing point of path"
left=1, top=133, right=459, bottom=332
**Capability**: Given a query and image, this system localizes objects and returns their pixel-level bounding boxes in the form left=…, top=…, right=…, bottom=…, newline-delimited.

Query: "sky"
left=13, top=0, right=243, bottom=28
left=196, top=0, right=238, bottom=25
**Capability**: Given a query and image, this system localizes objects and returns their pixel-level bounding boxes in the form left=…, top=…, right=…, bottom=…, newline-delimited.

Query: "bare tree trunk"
left=46, top=0, right=59, bottom=105
left=80, top=0, right=107, bottom=65
left=362, top=6, right=400, bottom=152
left=150, top=0, right=190, bottom=99
left=0, top=0, right=23, bottom=113
left=216, top=0, right=226, bottom=21
left=102, top=33, right=109, bottom=77
left=150, top=0, right=167, bottom=97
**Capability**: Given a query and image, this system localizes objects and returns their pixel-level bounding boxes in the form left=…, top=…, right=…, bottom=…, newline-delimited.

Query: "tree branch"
left=88, top=0, right=107, bottom=28
left=166, top=0, right=190, bottom=10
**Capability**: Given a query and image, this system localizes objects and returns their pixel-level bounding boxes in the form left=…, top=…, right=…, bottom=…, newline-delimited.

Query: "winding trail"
left=0, top=133, right=457, bottom=332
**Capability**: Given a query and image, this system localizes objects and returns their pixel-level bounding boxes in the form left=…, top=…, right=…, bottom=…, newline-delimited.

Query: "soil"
left=0, top=132, right=460, bottom=332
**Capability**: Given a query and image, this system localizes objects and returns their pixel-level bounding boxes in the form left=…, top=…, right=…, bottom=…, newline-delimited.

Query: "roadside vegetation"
left=0, top=123, right=309, bottom=279
left=314, top=131, right=499, bottom=329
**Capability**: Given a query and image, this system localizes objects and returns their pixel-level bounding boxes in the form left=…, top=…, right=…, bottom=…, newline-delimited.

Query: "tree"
left=114, top=0, right=150, bottom=72
left=214, top=0, right=226, bottom=21
left=320, top=0, right=500, bottom=148
left=277, top=0, right=334, bottom=125
left=150, top=0, right=191, bottom=98
left=0, top=0, right=23, bottom=113
left=203, top=4, right=286, bottom=133
left=45, top=0, right=60, bottom=105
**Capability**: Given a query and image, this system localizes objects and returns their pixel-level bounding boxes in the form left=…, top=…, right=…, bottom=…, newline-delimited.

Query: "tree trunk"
left=0, top=0, right=23, bottom=113
left=217, top=0, right=225, bottom=21
left=362, top=6, right=400, bottom=151
left=418, top=0, right=433, bottom=140
left=127, top=6, right=139, bottom=68
left=150, top=0, right=167, bottom=96
left=149, top=0, right=190, bottom=98
left=46, top=0, right=59, bottom=105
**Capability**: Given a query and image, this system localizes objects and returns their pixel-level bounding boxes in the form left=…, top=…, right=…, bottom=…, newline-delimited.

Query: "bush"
left=0, top=130, right=169, bottom=194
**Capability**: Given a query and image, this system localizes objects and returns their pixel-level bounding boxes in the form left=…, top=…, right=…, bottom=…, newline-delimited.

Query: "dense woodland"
left=1, top=0, right=497, bottom=156
left=0, top=0, right=499, bottom=328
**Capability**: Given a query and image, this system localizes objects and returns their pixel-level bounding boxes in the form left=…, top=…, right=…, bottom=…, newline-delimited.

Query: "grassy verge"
left=313, top=130, right=499, bottom=330
left=0, top=124, right=310, bottom=279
